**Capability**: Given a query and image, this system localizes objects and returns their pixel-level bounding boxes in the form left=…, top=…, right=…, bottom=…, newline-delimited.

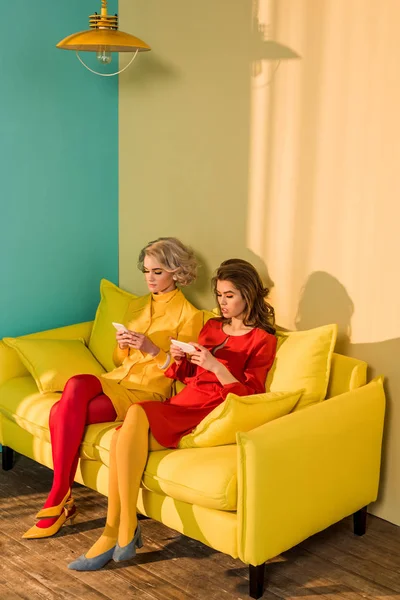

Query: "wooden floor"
left=1, top=455, right=400, bottom=600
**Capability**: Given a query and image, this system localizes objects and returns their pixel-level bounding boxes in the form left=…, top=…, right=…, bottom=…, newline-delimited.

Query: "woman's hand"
left=170, top=341, right=185, bottom=363
left=116, top=329, right=130, bottom=350
left=189, top=343, right=220, bottom=373
left=190, top=343, right=239, bottom=385
left=116, top=330, right=159, bottom=357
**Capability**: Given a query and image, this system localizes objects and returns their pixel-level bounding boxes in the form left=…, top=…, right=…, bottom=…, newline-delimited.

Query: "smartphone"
left=112, top=322, right=129, bottom=332
left=170, top=339, right=197, bottom=354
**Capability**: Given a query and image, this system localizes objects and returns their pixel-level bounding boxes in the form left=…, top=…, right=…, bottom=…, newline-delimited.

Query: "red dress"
left=139, top=318, right=277, bottom=448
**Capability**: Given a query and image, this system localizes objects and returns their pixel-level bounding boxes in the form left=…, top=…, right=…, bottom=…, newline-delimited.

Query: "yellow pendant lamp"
left=57, top=0, right=150, bottom=77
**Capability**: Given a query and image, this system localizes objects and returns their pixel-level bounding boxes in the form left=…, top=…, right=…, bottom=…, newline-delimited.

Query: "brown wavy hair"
left=212, top=259, right=275, bottom=334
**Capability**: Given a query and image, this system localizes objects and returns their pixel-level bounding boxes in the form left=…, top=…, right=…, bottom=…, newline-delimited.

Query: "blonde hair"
left=138, top=237, right=198, bottom=286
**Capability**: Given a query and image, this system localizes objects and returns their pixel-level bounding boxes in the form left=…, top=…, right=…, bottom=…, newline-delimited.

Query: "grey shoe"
left=68, top=546, right=115, bottom=571
left=113, top=523, right=143, bottom=562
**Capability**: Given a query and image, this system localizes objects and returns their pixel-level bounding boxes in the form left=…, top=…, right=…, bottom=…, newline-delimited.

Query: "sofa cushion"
left=82, top=437, right=239, bottom=511
left=0, top=377, right=118, bottom=458
left=0, top=377, right=238, bottom=512
left=142, top=446, right=238, bottom=511
left=0, top=323, right=94, bottom=390
left=0, top=376, right=60, bottom=442
left=2, top=338, right=105, bottom=394
left=80, top=422, right=121, bottom=461
left=89, top=279, right=138, bottom=371
left=178, top=389, right=303, bottom=448
left=266, top=324, right=338, bottom=409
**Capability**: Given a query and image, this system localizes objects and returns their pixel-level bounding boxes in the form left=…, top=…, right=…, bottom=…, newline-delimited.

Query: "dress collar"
left=151, top=288, right=180, bottom=304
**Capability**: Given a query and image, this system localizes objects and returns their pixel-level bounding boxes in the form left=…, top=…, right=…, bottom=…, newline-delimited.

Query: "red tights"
left=37, top=374, right=116, bottom=529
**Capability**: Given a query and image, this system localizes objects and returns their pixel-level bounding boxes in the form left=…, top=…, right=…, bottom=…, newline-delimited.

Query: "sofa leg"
left=249, top=563, right=265, bottom=599
left=353, top=506, right=367, bottom=536
left=2, top=446, right=14, bottom=471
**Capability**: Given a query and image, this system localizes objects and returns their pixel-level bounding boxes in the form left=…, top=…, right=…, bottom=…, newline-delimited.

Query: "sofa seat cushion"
left=80, top=422, right=121, bottom=461
left=0, top=378, right=238, bottom=511
left=0, top=376, right=60, bottom=442
left=142, top=446, right=238, bottom=511
left=0, top=377, right=119, bottom=459
left=81, top=428, right=238, bottom=515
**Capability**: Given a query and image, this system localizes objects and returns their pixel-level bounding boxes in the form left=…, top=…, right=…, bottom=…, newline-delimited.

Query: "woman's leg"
left=115, top=405, right=154, bottom=546
left=84, top=429, right=121, bottom=558
left=36, top=375, right=116, bottom=530
left=67, top=394, right=118, bottom=489
left=84, top=405, right=156, bottom=557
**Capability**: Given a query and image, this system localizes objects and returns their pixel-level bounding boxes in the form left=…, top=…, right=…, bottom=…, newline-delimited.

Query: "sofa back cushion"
left=178, top=389, right=303, bottom=448
left=0, top=322, right=93, bottom=388
left=89, top=279, right=138, bottom=371
left=266, top=324, right=338, bottom=409
left=89, top=279, right=214, bottom=373
left=2, top=338, right=105, bottom=393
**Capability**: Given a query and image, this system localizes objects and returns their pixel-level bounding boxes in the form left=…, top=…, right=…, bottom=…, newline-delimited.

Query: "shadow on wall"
left=294, top=270, right=400, bottom=523
left=295, top=271, right=354, bottom=354
left=192, top=250, right=213, bottom=302
left=118, top=0, right=299, bottom=306
left=123, top=11, right=299, bottom=87
left=246, top=249, right=275, bottom=292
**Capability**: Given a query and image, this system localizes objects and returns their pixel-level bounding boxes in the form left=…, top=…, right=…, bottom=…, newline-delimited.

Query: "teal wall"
left=0, top=1, right=119, bottom=337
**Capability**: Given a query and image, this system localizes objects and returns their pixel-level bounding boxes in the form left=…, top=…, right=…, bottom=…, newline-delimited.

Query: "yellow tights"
left=85, top=405, right=163, bottom=559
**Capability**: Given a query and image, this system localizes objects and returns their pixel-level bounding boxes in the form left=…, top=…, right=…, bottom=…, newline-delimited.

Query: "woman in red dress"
left=68, top=259, right=277, bottom=571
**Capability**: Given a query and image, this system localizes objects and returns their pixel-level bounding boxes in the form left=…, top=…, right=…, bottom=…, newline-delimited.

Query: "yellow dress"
left=100, top=288, right=203, bottom=420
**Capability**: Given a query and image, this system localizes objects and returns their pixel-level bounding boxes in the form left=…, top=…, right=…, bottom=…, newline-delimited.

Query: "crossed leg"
left=36, top=375, right=116, bottom=530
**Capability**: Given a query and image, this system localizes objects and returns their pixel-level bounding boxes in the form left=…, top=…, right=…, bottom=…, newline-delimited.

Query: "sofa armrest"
left=0, top=321, right=93, bottom=387
left=327, top=352, right=367, bottom=398
left=236, top=377, right=385, bottom=566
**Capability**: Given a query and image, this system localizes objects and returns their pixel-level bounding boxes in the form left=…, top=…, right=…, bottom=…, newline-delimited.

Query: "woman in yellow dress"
left=23, top=237, right=203, bottom=539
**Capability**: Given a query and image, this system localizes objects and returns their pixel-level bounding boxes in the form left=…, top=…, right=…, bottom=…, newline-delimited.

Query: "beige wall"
left=119, top=0, right=400, bottom=525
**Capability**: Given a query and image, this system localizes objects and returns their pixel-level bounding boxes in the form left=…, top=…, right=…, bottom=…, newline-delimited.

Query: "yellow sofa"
left=0, top=320, right=385, bottom=599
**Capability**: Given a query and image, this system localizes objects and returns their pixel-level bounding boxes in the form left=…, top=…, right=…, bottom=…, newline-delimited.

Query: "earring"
left=173, top=275, right=177, bottom=281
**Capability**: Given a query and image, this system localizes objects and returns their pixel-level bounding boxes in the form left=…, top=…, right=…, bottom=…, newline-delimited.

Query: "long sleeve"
left=112, top=344, right=129, bottom=367
left=164, top=316, right=206, bottom=381
left=165, top=357, right=196, bottom=382
left=219, top=333, right=277, bottom=399
left=163, top=310, right=206, bottom=380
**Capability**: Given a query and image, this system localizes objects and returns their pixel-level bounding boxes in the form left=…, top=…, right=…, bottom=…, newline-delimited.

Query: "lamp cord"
left=76, top=50, right=138, bottom=77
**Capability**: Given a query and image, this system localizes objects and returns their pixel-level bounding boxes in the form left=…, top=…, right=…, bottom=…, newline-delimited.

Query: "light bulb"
left=96, top=50, right=112, bottom=65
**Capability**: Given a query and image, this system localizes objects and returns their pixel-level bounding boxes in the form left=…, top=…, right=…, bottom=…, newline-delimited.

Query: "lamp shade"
left=57, top=29, right=150, bottom=53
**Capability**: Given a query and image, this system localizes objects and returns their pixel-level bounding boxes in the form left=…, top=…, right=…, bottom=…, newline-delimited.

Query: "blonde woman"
left=23, top=237, right=203, bottom=539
